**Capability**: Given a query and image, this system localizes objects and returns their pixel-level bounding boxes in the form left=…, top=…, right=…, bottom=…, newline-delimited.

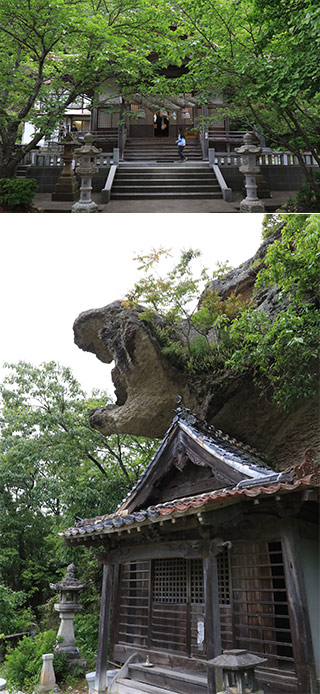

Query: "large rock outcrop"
left=73, top=231, right=319, bottom=468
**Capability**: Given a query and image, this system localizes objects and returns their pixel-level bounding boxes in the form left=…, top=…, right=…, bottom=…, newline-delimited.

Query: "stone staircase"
left=111, top=662, right=208, bottom=694
left=124, top=137, right=203, bottom=161
left=110, top=164, right=222, bottom=200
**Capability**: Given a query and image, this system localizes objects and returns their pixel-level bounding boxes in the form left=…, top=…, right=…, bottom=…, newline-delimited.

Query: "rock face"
left=73, top=301, right=192, bottom=438
left=73, top=230, right=319, bottom=468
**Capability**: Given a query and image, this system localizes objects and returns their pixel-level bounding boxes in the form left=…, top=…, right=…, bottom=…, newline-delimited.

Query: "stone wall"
left=221, top=165, right=316, bottom=191
left=25, top=166, right=110, bottom=193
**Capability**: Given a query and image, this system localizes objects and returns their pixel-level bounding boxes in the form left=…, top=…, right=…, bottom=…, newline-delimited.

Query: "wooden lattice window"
left=231, top=540, right=294, bottom=672
left=191, top=559, right=205, bottom=603
left=152, top=558, right=206, bottom=604
left=218, top=548, right=230, bottom=605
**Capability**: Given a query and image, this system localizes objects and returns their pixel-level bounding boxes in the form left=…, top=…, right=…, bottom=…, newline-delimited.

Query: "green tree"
left=228, top=215, right=320, bottom=408
left=0, top=361, right=158, bottom=605
left=0, top=0, right=172, bottom=176
left=154, top=0, right=320, bottom=186
left=125, top=215, right=320, bottom=409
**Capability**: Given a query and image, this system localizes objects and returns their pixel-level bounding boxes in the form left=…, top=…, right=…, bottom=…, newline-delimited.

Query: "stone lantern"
left=50, top=564, right=86, bottom=670
left=52, top=132, right=79, bottom=201
left=71, top=132, right=102, bottom=213
left=208, top=649, right=267, bottom=694
left=235, top=132, right=265, bottom=213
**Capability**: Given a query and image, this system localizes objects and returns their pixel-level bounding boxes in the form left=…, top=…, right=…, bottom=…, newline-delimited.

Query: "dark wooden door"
left=150, top=558, right=205, bottom=657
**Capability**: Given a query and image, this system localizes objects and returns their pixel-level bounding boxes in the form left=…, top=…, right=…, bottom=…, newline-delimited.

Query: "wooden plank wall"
left=231, top=540, right=295, bottom=674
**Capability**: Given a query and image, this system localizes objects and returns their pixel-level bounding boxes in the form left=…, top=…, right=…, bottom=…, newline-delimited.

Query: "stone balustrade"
left=209, top=149, right=318, bottom=167
left=20, top=149, right=116, bottom=168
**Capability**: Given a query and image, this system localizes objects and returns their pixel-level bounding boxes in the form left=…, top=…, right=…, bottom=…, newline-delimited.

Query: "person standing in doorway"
left=176, top=128, right=187, bottom=161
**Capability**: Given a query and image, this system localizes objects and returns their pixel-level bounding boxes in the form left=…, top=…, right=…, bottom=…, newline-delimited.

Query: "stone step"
left=115, top=679, right=181, bottom=694
left=128, top=663, right=207, bottom=694
left=117, top=166, right=211, bottom=173
left=112, top=185, right=219, bottom=194
left=113, top=178, right=219, bottom=185
left=111, top=163, right=221, bottom=199
left=115, top=176, right=215, bottom=182
left=124, top=147, right=202, bottom=151
left=111, top=191, right=222, bottom=199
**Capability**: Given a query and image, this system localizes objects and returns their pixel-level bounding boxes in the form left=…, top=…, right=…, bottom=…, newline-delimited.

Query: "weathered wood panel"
left=95, top=564, right=114, bottom=694
left=281, top=521, right=317, bottom=694
left=116, top=561, right=150, bottom=648
left=231, top=540, right=296, bottom=684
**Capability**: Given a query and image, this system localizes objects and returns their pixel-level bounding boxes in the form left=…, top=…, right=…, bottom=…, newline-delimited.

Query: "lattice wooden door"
left=151, top=558, right=205, bottom=656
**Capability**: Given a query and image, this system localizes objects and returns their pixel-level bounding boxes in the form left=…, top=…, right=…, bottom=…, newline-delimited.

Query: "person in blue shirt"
left=176, top=128, right=187, bottom=161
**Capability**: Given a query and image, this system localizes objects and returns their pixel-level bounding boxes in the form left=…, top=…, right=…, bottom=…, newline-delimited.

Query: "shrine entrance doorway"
left=153, top=113, right=169, bottom=137
left=150, top=557, right=205, bottom=657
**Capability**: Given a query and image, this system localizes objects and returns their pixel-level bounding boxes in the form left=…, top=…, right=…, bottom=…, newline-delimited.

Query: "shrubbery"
left=0, top=178, right=37, bottom=211
left=74, top=613, right=99, bottom=670
left=3, top=630, right=68, bottom=693
left=286, top=172, right=320, bottom=212
left=0, top=584, right=34, bottom=637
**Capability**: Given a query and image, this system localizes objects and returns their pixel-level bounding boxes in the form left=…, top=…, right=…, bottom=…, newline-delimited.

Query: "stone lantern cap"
left=236, top=131, right=262, bottom=155
left=75, top=132, right=102, bottom=157
left=208, top=649, right=267, bottom=671
left=50, top=564, right=84, bottom=592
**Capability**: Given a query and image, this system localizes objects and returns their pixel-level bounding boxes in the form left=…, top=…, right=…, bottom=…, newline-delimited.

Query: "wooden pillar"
left=202, top=105, right=209, bottom=160
left=94, top=563, right=114, bottom=694
left=204, top=554, right=221, bottom=694
left=91, top=108, right=98, bottom=132
left=281, top=520, right=317, bottom=694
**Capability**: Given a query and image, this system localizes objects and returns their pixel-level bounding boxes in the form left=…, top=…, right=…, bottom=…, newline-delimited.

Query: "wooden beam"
left=97, top=539, right=210, bottom=565
left=204, top=554, right=221, bottom=694
left=281, top=520, right=317, bottom=694
left=94, top=563, right=113, bottom=694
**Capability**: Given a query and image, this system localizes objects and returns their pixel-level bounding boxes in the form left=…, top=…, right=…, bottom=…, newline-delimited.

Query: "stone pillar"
left=72, top=133, right=102, bottom=213
left=37, top=654, right=61, bottom=693
left=52, top=133, right=79, bottom=201
left=235, top=131, right=265, bottom=212
left=50, top=564, right=86, bottom=671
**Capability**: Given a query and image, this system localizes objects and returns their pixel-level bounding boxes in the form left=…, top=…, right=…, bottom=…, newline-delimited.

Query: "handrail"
left=101, top=163, right=118, bottom=203
left=212, top=164, right=232, bottom=202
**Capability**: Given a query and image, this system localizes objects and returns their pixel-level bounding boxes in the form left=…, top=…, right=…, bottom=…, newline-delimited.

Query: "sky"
left=0, top=214, right=264, bottom=396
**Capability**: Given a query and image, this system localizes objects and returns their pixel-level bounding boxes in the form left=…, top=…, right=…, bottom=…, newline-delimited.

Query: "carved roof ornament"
left=175, top=395, right=197, bottom=425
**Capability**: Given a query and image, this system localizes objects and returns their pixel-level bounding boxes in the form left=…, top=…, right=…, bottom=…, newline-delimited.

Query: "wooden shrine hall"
left=60, top=401, right=319, bottom=694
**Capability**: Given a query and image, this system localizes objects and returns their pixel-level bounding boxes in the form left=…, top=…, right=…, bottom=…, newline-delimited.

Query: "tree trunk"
left=0, top=123, right=43, bottom=178
left=0, top=121, right=21, bottom=177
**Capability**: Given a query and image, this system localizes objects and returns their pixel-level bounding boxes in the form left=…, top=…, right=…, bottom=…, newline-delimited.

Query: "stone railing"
left=21, top=149, right=116, bottom=168
left=209, top=149, right=318, bottom=167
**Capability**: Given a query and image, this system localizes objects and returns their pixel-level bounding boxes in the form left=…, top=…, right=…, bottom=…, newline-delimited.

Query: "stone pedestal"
left=37, top=654, right=61, bottom=693
left=236, top=132, right=265, bottom=213
left=72, top=133, right=102, bottom=213
left=52, top=133, right=79, bottom=201
left=50, top=564, right=86, bottom=671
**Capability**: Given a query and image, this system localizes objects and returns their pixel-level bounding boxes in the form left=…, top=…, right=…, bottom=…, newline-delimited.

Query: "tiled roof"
left=59, top=460, right=319, bottom=542
left=114, top=409, right=274, bottom=513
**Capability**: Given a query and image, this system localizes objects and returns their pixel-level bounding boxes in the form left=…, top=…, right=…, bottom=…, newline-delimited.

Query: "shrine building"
left=60, top=402, right=319, bottom=694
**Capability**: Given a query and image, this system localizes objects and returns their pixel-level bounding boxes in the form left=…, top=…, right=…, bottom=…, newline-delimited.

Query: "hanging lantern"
left=172, top=111, right=177, bottom=120
left=181, top=108, right=191, bottom=119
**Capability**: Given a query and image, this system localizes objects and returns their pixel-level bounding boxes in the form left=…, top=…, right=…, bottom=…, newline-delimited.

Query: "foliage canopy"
left=0, top=361, right=158, bottom=642
left=125, top=214, right=320, bottom=410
